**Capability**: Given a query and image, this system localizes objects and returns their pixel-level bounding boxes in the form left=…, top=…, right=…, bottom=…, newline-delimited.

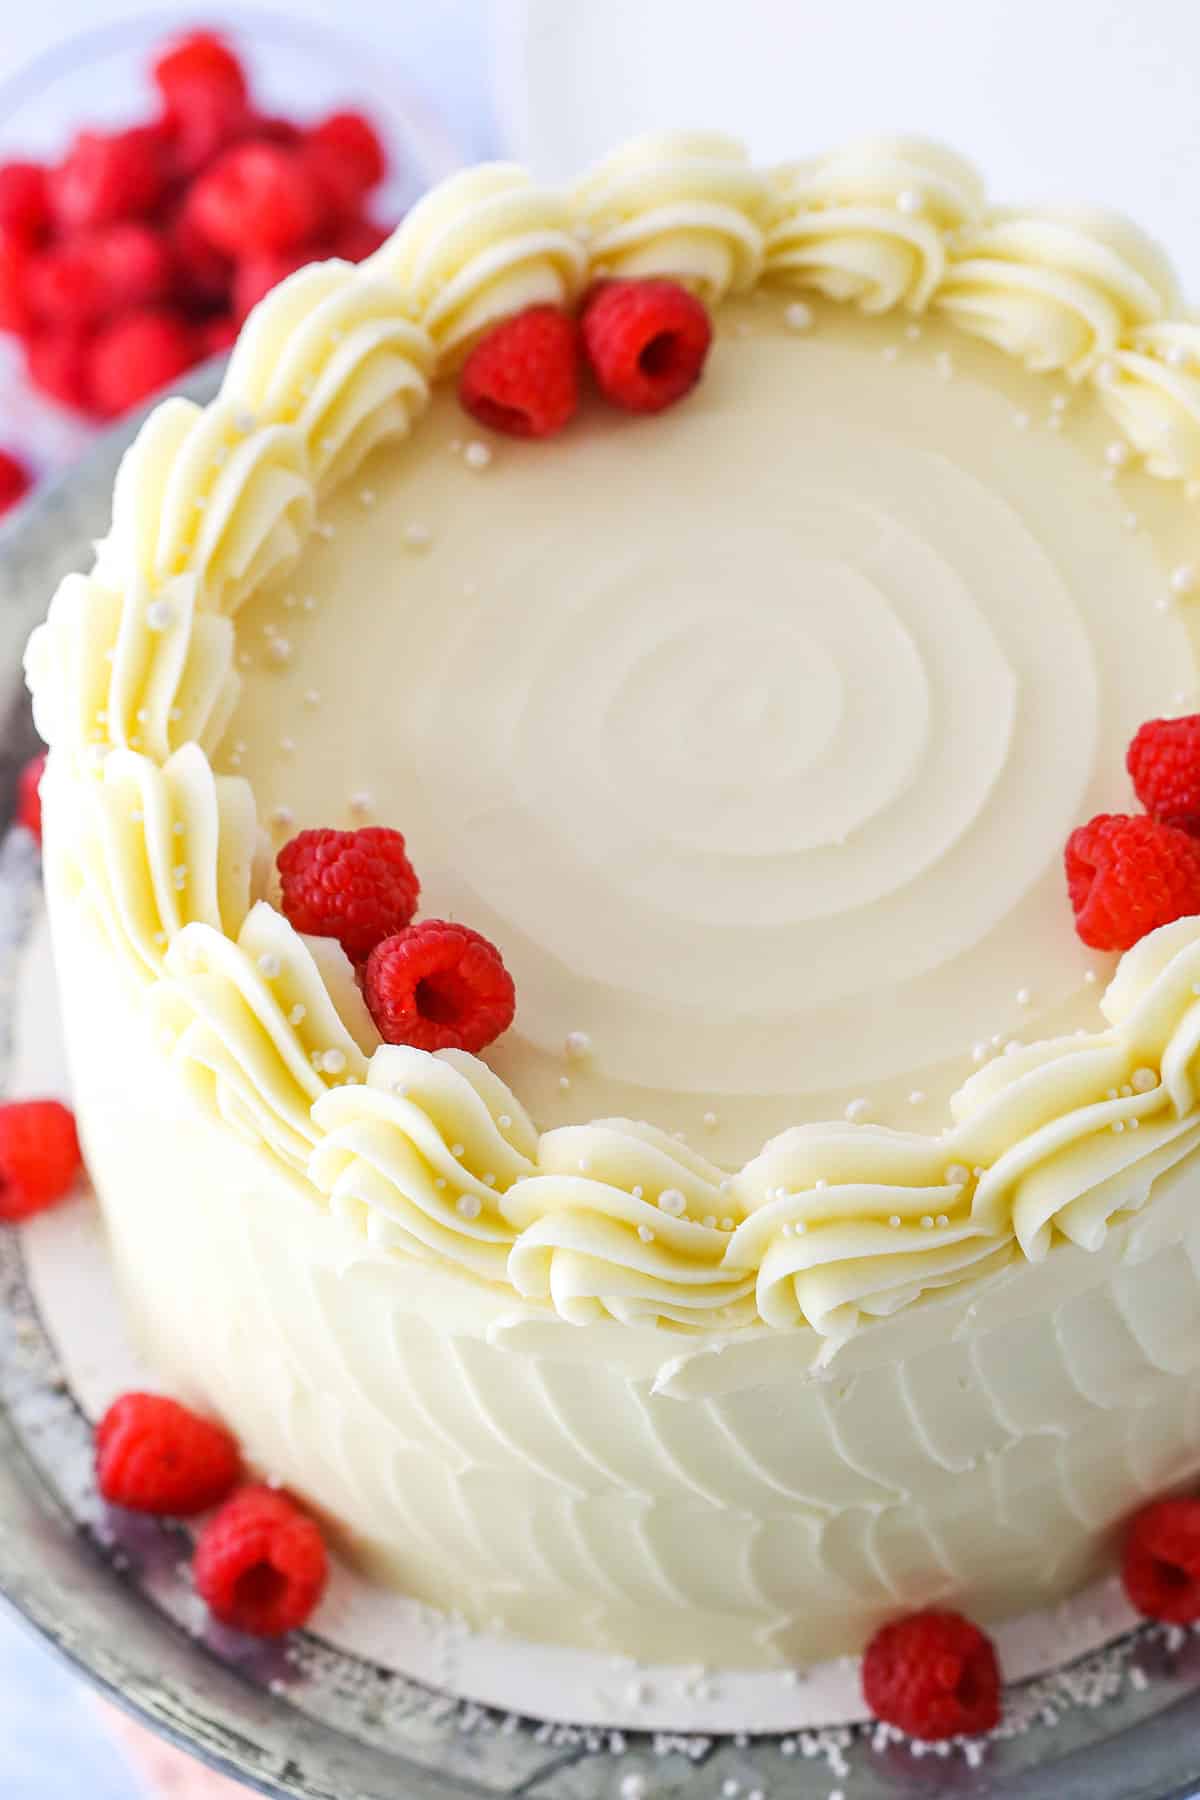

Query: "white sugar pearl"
left=637, top=1225, right=655, bottom=1243
left=464, top=440, right=493, bottom=469
left=895, top=188, right=922, bottom=214
left=946, top=1163, right=970, bottom=1185
left=564, top=1031, right=592, bottom=1062
left=257, top=953, right=281, bottom=978
left=146, top=600, right=174, bottom=631
left=658, top=1188, right=687, bottom=1216
left=1171, top=564, right=1198, bottom=596
left=844, top=1097, right=869, bottom=1121
left=784, top=300, right=813, bottom=332
left=1132, top=1067, right=1158, bottom=1092
left=321, top=1049, right=346, bottom=1075
left=1105, top=439, right=1131, bottom=469
left=456, top=1194, right=482, bottom=1220
left=404, top=522, right=432, bottom=551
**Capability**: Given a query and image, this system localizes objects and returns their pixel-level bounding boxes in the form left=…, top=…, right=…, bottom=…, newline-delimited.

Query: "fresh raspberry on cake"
left=458, top=305, right=580, bottom=437
left=862, top=1608, right=1001, bottom=1740
left=581, top=277, right=712, bottom=413
left=193, top=1484, right=327, bottom=1637
left=16, top=750, right=45, bottom=839
left=1122, top=1496, right=1200, bottom=1622
left=1128, top=715, right=1200, bottom=835
left=277, top=826, right=420, bottom=961
left=365, top=921, right=516, bottom=1053
left=1065, top=813, right=1200, bottom=951
left=96, top=1393, right=241, bottom=1515
left=0, top=1098, right=81, bottom=1221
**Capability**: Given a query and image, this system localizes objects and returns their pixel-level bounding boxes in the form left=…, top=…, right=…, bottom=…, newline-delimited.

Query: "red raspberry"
left=332, top=216, right=389, bottom=263
left=0, top=162, right=50, bottom=242
left=27, top=240, right=108, bottom=326
left=96, top=1392, right=241, bottom=1516
left=0, top=450, right=31, bottom=519
left=862, top=1609, right=1001, bottom=1741
left=89, top=307, right=196, bottom=419
left=193, top=1485, right=327, bottom=1637
left=89, top=223, right=173, bottom=312
left=459, top=305, right=580, bottom=438
left=1128, top=715, right=1200, bottom=835
left=190, top=143, right=323, bottom=257
left=0, top=227, right=33, bottom=334
left=301, top=114, right=386, bottom=218
left=50, top=128, right=166, bottom=231
left=1065, top=812, right=1200, bottom=952
left=0, top=1098, right=81, bottom=1221
left=365, top=921, right=516, bottom=1053
left=309, top=112, right=386, bottom=194
left=277, top=826, right=419, bottom=962
left=16, top=750, right=45, bottom=840
left=1123, top=1496, right=1200, bottom=1622
left=232, top=246, right=314, bottom=322
left=169, top=199, right=235, bottom=306
left=153, top=30, right=248, bottom=117
left=582, top=278, right=712, bottom=414
left=197, top=313, right=238, bottom=358
left=25, top=325, right=93, bottom=413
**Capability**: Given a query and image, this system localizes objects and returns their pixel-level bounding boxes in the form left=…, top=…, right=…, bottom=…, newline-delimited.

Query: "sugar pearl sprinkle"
left=784, top=300, right=813, bottom=332
left=564, top=1030, right=592, bottom=1062
left=464, top=439, right=493, bottom=469
left=404, top=522, right=433, bottom=551
left=1171, top=563, right=1198, bottom=596
left=146, top=599, right=174, bottom=631
left=658, top=1188, right=687, bottom=1217
left=844, top=1097, right=869, bottom=1122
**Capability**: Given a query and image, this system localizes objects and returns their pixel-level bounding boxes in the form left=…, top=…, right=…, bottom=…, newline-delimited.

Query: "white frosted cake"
left=26, top=132, right=1200, bottom=1683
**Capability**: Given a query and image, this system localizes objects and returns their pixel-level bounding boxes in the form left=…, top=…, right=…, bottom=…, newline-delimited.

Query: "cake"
left=25, top=131, right=1200, bottom=1684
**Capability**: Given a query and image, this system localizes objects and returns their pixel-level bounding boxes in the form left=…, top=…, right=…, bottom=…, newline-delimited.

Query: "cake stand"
left=3, top=372, right=1200, bottom=1800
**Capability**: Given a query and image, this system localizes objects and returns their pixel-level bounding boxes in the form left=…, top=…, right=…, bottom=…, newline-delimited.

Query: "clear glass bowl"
left=0, top=7, right=463, bottom=476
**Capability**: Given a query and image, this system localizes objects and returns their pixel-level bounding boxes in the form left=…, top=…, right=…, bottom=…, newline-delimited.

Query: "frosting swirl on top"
left=765, top=135, right=985, bottom=313
left=367, top=164, right=587, bottom=365
left=937, top=207, right=1179, bottom=377
left=573, top=131, right=769, bottom=302
left=1095, top=319, right=1200, bottom=480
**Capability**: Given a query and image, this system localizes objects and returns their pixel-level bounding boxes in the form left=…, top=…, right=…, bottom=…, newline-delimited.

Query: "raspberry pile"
left=861, top=1607, right=1002, bottom=1740
left=1065, top=713, right=1200, bottom=951
left=0, top=28, right=392, bottom=419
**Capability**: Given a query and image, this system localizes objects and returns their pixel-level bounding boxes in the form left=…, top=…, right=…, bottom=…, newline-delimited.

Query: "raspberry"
left=0, top=162, right=50, bottom=242
left=1065, top=812, right=1200, bottom=952
left=153, top=30, right=248, bottom=117
left=302, top=114, right=386, bottom=218
left=169, top=199, right=234, bottom=306
left=1128, top=715, right=1200, bottom=835
left=193, top=1485, right=327, bottom=1637
left=0, top=1098, right=81, bottom=1221
left=458, top=305, right=580, bottom=438
left=27, top=240, right=108, bottom=326
left=308, top=112, right=386, bottom=194
left=50, top=127, right=166, bottom=231
left=88, top=222, right=173, bottom=312
left=198, top=313, right=238, bottom=358
left=89, top=306, right=196, bottom=419
left=581, top=277, right=712, bottom=413
left=277, top=826, right=419, bottom=962
left=365, top=921, right=516, bottom=1053
left=332, top=216, right=389, bottom=263
left=25, top=325, right=93, bottom=413
left=96, top=1392, right=241, bottom=1515
left=1123, top=1496, right=1200, bottom=1622
left=0, top=228, right=33, bottom=334
left=16, top=751, right=45, bottom=840
left=190, top=143, right=323, bottom=257
left=0, top=450, right=31, bottom=519
left=232, top=246, right=314, bottom=322
left=862, top=1609, right=1001, bottom=1740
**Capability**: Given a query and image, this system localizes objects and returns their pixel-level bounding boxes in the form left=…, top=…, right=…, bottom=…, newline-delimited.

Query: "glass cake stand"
left=3, top=373, right=1200, bottom=1800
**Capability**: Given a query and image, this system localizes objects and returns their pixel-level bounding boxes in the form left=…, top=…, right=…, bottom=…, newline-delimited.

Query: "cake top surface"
left=27, top=130, right=1200, bottom=1351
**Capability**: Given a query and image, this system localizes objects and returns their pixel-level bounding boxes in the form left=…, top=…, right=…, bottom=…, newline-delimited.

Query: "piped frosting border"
left=25, top=129, right=1200, bottom=1349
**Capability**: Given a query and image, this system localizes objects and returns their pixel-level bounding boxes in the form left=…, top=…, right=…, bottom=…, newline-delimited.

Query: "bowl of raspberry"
left=0, top=10, right=461, bottom=500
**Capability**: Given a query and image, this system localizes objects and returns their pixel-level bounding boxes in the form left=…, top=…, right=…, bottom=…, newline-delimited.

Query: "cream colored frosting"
left=28, top=132, right=1200, bottom=1363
